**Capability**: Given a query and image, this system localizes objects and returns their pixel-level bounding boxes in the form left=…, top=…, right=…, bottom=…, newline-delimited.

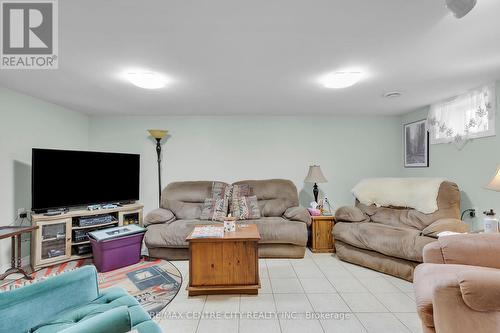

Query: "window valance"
left=426, top=83, right=496, bottom=148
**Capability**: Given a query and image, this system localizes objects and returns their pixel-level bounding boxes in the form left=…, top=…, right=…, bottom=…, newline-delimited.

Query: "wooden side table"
left=0, top=226, right=38, bottom=280
left=309, top=215, right=335, bottom=253
left=186, top=224, right=261, bottom=296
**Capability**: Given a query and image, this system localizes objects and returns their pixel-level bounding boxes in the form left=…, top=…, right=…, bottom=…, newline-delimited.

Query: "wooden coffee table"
left=186, top=223, right=261, bottom=296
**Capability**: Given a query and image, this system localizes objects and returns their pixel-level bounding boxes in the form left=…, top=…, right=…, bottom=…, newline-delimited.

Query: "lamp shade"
left=304, top=165, right=327, bottom=183
left=148, top=129, right=168, bottom=140
left=486, top=166, right=500, bottom=192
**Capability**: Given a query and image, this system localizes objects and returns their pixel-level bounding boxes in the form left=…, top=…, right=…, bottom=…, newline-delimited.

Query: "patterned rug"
left=1, top=258, right=182, bottom=316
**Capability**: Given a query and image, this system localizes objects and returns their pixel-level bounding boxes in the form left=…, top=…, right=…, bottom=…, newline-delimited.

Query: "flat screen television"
left=32, top=148, right=140, bottom=212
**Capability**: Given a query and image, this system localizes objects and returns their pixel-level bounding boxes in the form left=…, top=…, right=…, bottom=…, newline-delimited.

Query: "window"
left=427, top=83, right=496, bottom=147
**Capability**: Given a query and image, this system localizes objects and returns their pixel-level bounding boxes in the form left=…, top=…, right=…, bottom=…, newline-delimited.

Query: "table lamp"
left=305, top=165, right=327, bottom=203
left=485, top=166, right=500, bottom=192
left=148, top=129, right=168, bottom=206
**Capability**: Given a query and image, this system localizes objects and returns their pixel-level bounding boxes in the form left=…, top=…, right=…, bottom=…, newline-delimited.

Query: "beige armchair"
left=414, top=234, right=500, bottom=333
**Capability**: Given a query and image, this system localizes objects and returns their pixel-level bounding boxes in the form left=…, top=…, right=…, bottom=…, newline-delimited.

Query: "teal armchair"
left=0, top=266, right=162, bottom=333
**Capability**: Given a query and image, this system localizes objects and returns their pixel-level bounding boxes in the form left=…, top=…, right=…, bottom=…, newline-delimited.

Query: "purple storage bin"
left=89, top=226, right=145, bottom=272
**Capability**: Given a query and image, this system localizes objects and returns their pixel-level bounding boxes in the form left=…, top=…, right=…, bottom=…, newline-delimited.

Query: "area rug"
left=1, top=258, right=182, bottom=316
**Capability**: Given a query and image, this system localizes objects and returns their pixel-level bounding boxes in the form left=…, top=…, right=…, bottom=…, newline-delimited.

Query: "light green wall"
left=0, top=87, right=89, bottom=268
left=3, top=81, right=498, bottom=269
left=400, top=82, right=500, bottom=231
left=88, top=115, right=402, bottom=216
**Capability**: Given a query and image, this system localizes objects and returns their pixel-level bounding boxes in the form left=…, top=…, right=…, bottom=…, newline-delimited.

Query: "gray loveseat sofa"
left=144, top=179, right=310, bottom=259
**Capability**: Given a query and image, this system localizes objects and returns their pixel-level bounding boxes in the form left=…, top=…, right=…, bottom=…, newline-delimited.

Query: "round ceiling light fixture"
left=125, top=70, right=169, bottom=89
left=319, top=70, right=364, bottom=89
left=383, top=91, right=403, bottom=98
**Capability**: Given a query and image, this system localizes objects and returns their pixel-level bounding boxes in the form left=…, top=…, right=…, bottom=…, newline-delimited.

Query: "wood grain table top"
left=0, top=226, right=38, bottom=239
left=186, top=223, right=261, bottom=242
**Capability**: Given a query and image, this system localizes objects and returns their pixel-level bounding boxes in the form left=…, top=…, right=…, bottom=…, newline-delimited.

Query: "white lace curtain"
left=426, top=83, right=496, bottom=148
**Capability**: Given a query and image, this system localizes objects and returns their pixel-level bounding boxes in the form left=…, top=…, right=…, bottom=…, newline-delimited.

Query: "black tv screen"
left=32, top=149, right=140, bottom=211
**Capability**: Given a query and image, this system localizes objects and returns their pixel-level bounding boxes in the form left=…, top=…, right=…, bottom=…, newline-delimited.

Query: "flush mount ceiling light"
left=125, top=71, right=169, bottom=89
left=319, top=71, right=363, bottom=89
left=445, top=0, right=477, bottom=19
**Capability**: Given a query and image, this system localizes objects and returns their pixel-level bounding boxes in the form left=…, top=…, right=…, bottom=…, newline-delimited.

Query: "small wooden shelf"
left=41, top=237, right=65, bottom=243
left=72, top=240, right=90, bottom=245
left=72, top=221, right=118, bottom=230
left=70, top=253, right=92, bottom=260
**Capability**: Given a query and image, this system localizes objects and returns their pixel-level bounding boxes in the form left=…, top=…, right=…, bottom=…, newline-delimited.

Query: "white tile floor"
left=156, top=249, right=422, bottom=333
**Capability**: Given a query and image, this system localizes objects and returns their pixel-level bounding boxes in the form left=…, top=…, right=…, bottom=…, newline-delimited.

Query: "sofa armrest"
left=0, top=266, right=100, bottom=333
left=422, top=241, right=445, bottom=263
left=144, top=208, right=176, bottom=227
left=335, top=206, right=369, bottom=223
left=423, top=234, right=500, bottom=269
left=283, top=206, right=311, bottom=226
left=458, top=270, right=500, bottom=312
left=421, top=218, right=469, bottom=238
left=60, top=306, right=132, bottom=333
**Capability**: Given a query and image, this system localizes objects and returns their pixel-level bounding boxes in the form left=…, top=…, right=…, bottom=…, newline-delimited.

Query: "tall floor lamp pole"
left=148, top=129, right=168, bottom=207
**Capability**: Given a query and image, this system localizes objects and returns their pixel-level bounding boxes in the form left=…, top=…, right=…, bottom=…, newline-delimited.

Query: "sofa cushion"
left=211, top=181, right=233, bottom=200
left=233, top=179, right=299, bottom=217
left=231, top=195, right=261, bottom=220
left=32, top=287, right=151, bottom=333
left=144, top=208, right=176, bottom=226
left=247, top=217, right=307, bottom=246
left=145, top=220, right=213, bottom=248
left=335, top=206, right=370, bottom=223
left=35, top=306, right=132, bottom=333
left=162, top=181, right=228, bottom=219
left=145, top=217, right=307, bottom=248
left=200, top=198, right=227, bottom=221
left=333, top=222, right=435, bottom=262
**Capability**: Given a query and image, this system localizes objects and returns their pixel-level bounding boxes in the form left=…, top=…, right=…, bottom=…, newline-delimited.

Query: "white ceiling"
left=1, top=0, right=500, bottom=115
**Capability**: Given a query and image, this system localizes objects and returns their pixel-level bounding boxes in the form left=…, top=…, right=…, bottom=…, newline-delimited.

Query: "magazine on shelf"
left=190, top=226, right=224, bottom=238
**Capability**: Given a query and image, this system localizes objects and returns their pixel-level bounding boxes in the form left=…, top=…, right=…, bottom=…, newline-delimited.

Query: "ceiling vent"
left=383, top=91, right=403, bottom=99
left=445, top=0, right=477, bottom=19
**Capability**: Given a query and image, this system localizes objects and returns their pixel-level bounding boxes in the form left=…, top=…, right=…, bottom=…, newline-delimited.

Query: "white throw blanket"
left=351, top=178, right=445, bottom=214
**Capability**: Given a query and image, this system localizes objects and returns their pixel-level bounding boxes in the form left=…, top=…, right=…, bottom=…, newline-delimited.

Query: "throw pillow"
left=231, top=195, right=261, bottom=220
left=211, top=181, right=232, bottom=201
left=229, top=184, right=252, bottom=213
left=200, top=198, right=227, bottom=221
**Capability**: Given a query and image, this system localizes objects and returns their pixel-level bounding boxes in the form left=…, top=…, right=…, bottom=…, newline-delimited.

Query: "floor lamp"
left=148, top=129, right=168, bottom=206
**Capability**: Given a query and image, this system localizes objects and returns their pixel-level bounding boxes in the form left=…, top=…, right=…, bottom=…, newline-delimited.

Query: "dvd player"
left=76, top=214, right=116, bottom=227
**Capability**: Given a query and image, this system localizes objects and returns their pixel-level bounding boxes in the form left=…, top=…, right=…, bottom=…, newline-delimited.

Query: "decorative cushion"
left=211, top=181, right=233, bottom=201
left=232, top=184, right=252, bottom=198
left=144, top=208, right=176, bottom=226
left=200, top=198, right=227, bottom=221
left=231, top=195, right=261, bottom=220
left=229, top=184, right=252, bottom=215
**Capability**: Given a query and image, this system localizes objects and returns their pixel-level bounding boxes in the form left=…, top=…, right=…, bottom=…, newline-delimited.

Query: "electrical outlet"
left=17, top=208, right=27, bottom=218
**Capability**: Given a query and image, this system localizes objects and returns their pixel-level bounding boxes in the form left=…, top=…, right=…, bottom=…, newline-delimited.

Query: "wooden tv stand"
left=31, top=203, right=143, bottom=270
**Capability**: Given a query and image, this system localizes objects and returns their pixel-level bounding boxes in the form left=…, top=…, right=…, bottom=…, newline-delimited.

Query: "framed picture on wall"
left=404, top=119, right=429, bottom=168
